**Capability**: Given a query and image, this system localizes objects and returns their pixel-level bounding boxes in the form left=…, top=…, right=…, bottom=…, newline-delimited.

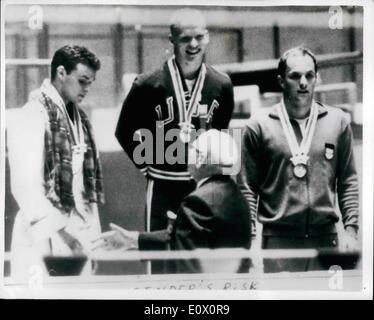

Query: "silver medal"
left=293, top=164, right=307, bottom=178
left=277, top=102, right=318, bottom=181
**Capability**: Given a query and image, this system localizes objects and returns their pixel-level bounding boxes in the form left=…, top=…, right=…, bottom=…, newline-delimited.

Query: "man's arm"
left=171, top=196, right=212, bottom=251
left=91, top=223, right=170, bottom=251
left=7, top=102, right=69, bottom=241
left=237, top=125, right=261, bottom=238
left=336, top=121, right=360, bottom=248
left=211, top=78, right=234, bottom=129
left=115, top=81, right=149, bottom=174
left=138, top=230, right=171, bottom=251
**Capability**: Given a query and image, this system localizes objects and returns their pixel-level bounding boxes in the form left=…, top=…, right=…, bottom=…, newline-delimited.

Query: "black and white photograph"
left=0, top=0, right=372, bottom=300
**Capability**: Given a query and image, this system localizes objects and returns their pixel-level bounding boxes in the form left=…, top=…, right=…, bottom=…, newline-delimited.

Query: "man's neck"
left=194, top=166, right=222, bottom=186
left=283, top=98, right=312, bottom=120
left=176, top=59, right=202, bottom=80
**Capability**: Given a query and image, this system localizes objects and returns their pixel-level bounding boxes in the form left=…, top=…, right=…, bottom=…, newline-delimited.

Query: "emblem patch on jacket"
left=325, top=143, right=335, bottom=160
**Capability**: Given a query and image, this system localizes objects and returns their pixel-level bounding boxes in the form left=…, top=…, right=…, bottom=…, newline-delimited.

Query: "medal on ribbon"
left=178, top=122, right=195, bottom=144
left=290, top=153, right=309, bottom=178
left=62, top=101, right=87, bottom=157
left=168, top=57, right=206, bottom=144
left=277, top=101, right=318, bottom=179
left=72, top=143, right=87, bottom=156
left=293, top=163, right=307, bottom=178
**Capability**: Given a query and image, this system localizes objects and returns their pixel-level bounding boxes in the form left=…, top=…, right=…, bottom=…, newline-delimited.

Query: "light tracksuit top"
left=238, top=102, right=359, bottom=237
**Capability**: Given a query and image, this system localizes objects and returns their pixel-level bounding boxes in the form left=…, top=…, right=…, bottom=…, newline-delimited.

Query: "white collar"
left=40, top=79, right=84, bottom=146
left=40, top=79, right=66, bottom=110
left=196, top=177, right=210, bottom=189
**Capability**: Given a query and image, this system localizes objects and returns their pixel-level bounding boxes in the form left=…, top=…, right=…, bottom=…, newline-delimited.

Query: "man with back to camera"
left=115, top=8, right=234, bottom=273
left=7, top=45, right=104, bottom=278
left=237, top=46, right=359, bottom=273
left=93, top=129, right=251, bottom=274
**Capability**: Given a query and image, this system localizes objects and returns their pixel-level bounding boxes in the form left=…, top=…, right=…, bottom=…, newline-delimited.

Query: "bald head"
left=188, top=129, right=239, bottom=181
left=169, top=8, right=207, bottom=38
left=191, top=129, right=238, bottom=169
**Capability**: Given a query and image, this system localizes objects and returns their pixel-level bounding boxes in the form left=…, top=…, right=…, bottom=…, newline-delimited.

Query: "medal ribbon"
left=43, top=79, right=86, bottom=151
left=277, top=100, right=318, bottom=162
left=61, top=102, right=86, bottom=153
left=167, top=57, right=206, bottom=125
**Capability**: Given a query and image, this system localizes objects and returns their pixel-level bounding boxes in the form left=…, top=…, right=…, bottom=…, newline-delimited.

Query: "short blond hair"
left=169, top=8, right=207, bottom=38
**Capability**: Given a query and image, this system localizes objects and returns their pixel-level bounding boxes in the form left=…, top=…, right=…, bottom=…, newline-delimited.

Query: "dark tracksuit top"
left=138, top=175, right=251, bottom=274
left=115, top=61, right=234, bottom=181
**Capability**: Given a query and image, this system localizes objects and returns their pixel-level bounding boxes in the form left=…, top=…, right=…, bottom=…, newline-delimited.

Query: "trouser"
left=262, top=234, right=338, bottom=273
left=146, top=178, right=196, bottom=274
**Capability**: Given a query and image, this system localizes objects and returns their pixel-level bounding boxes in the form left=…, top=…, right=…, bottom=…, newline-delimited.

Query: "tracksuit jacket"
left=238, top=102, right=359, bottom=238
